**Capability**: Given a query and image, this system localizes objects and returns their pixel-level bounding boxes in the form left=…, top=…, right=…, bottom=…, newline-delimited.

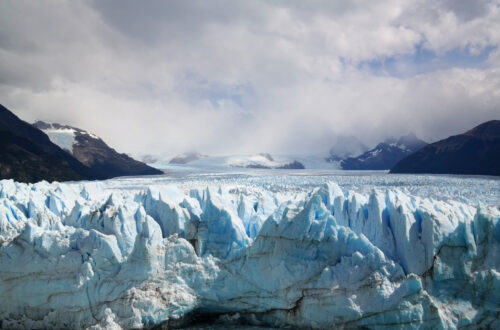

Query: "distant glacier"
left=0, top=172, right=499, bottom=329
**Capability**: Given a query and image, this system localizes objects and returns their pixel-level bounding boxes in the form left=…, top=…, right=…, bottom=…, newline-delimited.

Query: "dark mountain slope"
left=0, top=104, right=102, bottom=182
left=391, top=120, right=500, bottom=176
left=34, top=121, right=163, bottom=178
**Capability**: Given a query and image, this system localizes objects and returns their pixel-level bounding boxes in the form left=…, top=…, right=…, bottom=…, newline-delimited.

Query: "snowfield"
left=151, top=154, right=340, bottom=171
left=0, top=171, right=499, bottom=329
left=42, top=127, right=76, bottom=153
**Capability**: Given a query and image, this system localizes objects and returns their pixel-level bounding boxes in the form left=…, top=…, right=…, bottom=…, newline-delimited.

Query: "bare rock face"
left=34, top=121, right=163, bottom=178
left=0, top=104, right=101, bottom=183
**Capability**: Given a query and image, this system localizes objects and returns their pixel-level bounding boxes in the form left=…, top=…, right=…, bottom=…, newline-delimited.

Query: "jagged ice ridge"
left=0, top=178, right=499, bottom=329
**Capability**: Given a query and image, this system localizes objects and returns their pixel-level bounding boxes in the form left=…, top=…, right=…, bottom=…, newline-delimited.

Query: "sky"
left=1, top=0, right=500, bottom=158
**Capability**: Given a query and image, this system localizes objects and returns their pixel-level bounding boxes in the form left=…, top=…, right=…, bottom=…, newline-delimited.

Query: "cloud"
left=0, top=0, right=499, bottom=157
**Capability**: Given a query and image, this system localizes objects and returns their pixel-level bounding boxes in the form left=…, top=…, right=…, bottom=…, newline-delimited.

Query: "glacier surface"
left=0, top=174, right=499, bottom=329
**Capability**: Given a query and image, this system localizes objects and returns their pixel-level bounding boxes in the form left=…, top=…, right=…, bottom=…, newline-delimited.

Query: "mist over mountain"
left=326, top=135, right=368, bottom=162
left=340, top=133, right=428, bottom=170
left=169, top=152, right=206, bottom=164
left=2, top=1, right=499, bottom=156
left=391, top=121, right=500, bottom=176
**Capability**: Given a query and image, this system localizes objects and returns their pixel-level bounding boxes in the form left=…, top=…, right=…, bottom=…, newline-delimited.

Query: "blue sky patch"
left=357, top=44, right=495, bottom=78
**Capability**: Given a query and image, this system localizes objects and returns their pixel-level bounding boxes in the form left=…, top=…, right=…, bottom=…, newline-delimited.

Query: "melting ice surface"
left=0, top=169, right=499, bottom=329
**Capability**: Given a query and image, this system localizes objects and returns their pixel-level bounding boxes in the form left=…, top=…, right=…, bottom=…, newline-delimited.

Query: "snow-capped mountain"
left=34, top=121, right=163, bottom=178
left=163, top=153, right=307, bottom=169
left=0, top=104, right=101, bottom=182
left=341, top=133, right=427, bottom=170
left=0, top=175, right=498, bottom=328
left=225, top=153, right=305, bottom=169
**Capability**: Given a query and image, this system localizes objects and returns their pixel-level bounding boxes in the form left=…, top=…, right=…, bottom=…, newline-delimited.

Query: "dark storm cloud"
left=90, top=0, right=265, bottom=42
left=0, top=0, right=499, bottom=158
left=440, top=0, right=490, bottom=22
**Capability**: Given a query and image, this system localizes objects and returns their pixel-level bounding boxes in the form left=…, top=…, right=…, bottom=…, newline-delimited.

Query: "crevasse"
left=0, top=179, right=498, bottom=329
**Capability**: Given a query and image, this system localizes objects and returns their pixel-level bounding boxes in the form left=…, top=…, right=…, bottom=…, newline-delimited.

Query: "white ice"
left=42, top=128, right=76, bottom=153
left=0, top=173, right=499, bottom=329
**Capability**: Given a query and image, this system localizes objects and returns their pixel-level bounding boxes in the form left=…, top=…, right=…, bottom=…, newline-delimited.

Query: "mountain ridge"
left=340, top=133, right=427, bottom=170
left=391, top=120, right=500, bottom=176
left=0, top=104, right=103, bottom=182
left=34, top=121, right=163, bottom=178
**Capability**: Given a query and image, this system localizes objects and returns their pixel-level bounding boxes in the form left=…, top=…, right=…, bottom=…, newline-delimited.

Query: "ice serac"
left=0, top=179, right=499, bottom=329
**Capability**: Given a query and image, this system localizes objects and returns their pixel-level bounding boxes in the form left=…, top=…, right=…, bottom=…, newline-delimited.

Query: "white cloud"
left=0, top=0, right=499, bottom=157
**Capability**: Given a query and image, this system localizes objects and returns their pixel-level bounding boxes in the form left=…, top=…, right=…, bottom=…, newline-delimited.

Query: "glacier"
left=0, top=174, right=499, bottom=329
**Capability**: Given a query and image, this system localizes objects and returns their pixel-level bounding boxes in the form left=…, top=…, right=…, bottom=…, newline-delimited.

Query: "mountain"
left=141, top=154, right=159, bottom=164
left=326, top=135, right=368, bottom=162
left=34, top=121, right=163, bottom=178
left=391, top=120, right=500, bottom=176
left=227, top=154, right=305, bottom=169
left=341, top=133, right=427, bottom=170
left=0, top=104, right=102, bottom=183
left=169, top=151, right=206, bottom=164
left=165, top=153, right=306, bottom=169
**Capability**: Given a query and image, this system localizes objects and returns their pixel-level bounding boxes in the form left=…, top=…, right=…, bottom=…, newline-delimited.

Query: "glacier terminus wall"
left=0, top=177, right=499, bottom=329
